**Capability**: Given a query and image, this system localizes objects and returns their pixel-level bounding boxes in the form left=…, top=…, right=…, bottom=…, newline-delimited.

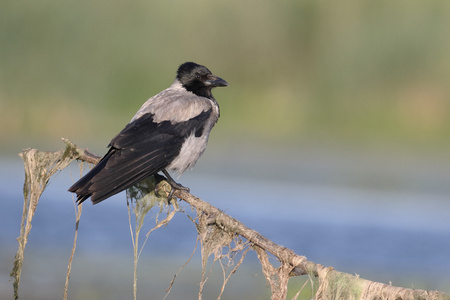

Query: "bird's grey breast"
left=167, top=98, right=219, bottom=175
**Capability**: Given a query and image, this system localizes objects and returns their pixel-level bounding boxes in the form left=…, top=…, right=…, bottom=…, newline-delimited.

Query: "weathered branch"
left=65, top=139, right=450, bottom=300
left=12, top=139, right=450, bottom=300
left=173, top=189, right=315, bottom=274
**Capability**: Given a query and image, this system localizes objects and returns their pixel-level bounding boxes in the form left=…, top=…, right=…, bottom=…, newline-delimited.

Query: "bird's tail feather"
left=68, top=150, right=114, bottom=204
left=68, top=147, right=172, bottom=205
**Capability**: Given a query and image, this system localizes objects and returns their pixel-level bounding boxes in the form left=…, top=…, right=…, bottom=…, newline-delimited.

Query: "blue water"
left=2, top=148, right=450, bottom=298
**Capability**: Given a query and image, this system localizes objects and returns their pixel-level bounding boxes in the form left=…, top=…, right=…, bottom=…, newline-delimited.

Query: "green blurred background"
left=2, top=0, right=450, bottom=154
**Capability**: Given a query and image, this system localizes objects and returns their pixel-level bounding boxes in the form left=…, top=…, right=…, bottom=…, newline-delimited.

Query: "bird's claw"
left=160, top=169, right=190, bottom=203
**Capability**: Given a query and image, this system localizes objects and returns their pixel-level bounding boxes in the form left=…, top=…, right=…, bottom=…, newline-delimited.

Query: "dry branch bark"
left=66, top=139, right=449, bottom=300
left=13, top=139, right=450, bottom=300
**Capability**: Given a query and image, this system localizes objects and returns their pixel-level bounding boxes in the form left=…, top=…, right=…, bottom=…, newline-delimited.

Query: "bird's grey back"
left=131, top=80, right=215, bottom=124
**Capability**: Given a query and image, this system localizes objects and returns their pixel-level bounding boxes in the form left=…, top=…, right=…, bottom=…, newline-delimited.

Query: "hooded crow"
left=69, top=62, right=228, bottom=204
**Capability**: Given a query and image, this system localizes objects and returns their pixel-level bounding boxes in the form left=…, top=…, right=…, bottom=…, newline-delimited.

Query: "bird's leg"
left=161, top=169, right=190, bottom=201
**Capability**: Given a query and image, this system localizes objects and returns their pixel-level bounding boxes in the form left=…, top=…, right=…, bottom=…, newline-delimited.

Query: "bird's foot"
left=161, top=169, right=190, bottom=202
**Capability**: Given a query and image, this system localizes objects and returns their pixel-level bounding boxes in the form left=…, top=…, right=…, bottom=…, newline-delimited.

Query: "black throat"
left=182, top=82, right=214, bottom=99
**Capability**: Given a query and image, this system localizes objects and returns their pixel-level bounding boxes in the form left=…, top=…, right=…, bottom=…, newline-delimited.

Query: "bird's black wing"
left=69, top=109, right=211, bottom=204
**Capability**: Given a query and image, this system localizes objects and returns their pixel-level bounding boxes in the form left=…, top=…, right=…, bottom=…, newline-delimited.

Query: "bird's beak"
left=206, top=75, right=229, bottom=87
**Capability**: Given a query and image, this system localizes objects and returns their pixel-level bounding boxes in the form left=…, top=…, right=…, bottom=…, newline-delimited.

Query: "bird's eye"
left=196, top=74, right=202, bottom=80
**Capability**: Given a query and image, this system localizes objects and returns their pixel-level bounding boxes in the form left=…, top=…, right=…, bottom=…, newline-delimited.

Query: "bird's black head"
left=176, top=62, right=228, bottom=99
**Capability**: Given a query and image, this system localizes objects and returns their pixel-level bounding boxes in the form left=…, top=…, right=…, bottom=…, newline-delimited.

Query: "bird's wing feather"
left=69, top=109, right=212, bottom=204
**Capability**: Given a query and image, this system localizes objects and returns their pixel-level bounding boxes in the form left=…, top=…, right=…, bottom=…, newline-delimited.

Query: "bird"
left=68, top=62, right=228, bottom=205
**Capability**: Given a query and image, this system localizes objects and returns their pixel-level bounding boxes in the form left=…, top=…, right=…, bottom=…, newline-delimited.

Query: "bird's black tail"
left=68, top=145, right=171, bottom=205
left=68, top=149, right=115, bottom=205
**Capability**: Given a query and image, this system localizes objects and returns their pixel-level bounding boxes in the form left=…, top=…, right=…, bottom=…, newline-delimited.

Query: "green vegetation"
left=1, top=0, right=450, bottom=152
